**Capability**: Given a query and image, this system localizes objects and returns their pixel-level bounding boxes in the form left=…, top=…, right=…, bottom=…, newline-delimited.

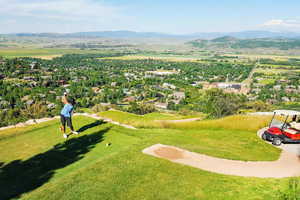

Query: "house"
left=285, top=88, right=297, bottom=93
left=123, top=96, right=136, bottom=102
left=92, top=87, right=101, bottom=93
left=63, top=84, right=71, bottom=88
left=216, top=83, right=242, bottom=90
left=124, top=73, right=134, bottom=77
left=100, top=103, right=111, bottom=107
left=47, top=103, right=56, bottom=109
left=155, top=102, right=168, bottom=110
left=162, top=83, right=176, bottom=90
left=279, top=79, right=289, bottom=83
left=146, top=70, right=179, bottom=76
left=26, top=100, right=34, bottom=106
left=57, top=80, right=67, bottom=85
left=39, top=94, right=46, bottom=98
left=30, top=62, right=37, bottom=69
left=29, top=81, right=38, bottom=87
left=282, top=97, right=290, bottom=102
left=273, top=85, right=281, bottom=90
left=172, top=92, right=185, bottom=100
left=23, top=76, right=35, bottom=81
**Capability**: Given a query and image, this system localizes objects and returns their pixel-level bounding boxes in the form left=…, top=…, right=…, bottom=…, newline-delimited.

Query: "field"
left=0, top=114, right=290, bottom=200
left=223, top=53, right=300, bottom=61
left=0, top=48, right=111, bottom=59
left=100, top=54, right=205, bottom=62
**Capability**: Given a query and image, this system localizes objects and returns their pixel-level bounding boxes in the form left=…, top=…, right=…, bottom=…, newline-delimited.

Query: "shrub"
left=21, top=102, right=48, bottom=120
left=92, top=104, right=110, bottom=113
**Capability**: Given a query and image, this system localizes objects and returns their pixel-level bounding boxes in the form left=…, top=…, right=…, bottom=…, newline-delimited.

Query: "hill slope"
left=189, top=37, right=300, bottom=50
left=0, top=115, right=284, bottom=200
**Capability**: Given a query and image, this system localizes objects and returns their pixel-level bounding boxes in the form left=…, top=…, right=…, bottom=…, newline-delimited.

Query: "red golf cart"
left=262, top=110, right=300, bottom=146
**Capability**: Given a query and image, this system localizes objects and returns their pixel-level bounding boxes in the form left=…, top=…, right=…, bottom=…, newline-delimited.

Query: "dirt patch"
left=154, top=147, right=185, bottom=160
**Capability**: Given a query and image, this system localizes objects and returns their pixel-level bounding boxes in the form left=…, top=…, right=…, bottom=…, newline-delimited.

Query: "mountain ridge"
left=2, top=30, right=300, bottom=39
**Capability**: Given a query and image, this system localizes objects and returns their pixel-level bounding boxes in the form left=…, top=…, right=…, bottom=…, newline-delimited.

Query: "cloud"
left=262, top=19, right=300, bottom=30
left=0, top=0, right=134, bottom=33
left=0, top=0, right=123, bottom=20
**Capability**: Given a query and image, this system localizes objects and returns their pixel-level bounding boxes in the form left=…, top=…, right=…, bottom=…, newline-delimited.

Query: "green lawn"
left=0, top=115, right=289, bottom=200
left=98, top=110, right=202, bottom=128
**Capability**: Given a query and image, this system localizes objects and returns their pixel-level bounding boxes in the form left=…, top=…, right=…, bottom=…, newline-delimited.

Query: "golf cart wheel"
left=272, top=138, right=282, bottom=146
left=261, top=133, right=267, bottom=141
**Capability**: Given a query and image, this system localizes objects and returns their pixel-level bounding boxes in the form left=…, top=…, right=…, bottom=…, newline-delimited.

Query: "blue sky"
left=0, top=0, right=299, bottom=34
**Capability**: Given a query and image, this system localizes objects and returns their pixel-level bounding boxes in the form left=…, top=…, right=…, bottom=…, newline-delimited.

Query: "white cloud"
left=0, top=0, right=123, bottom=20
left=0, top=0, right=135, bottom=33
left=262, top=19, right=300, bottom=30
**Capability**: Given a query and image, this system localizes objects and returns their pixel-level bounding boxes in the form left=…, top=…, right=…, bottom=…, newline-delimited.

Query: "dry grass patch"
left=159, top=115, right=272, bottom=132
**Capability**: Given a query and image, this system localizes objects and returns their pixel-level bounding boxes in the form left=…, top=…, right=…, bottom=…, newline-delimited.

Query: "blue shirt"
left=61, top=103, right=73, bottom=117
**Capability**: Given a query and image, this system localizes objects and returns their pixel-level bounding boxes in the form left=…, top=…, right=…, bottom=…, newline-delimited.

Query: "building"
left=123, top=96, right=136, bottom=102
left=155, top=102, right=168, bottom=110
left=146, top=70, right=179, bottom=76
left=172, top=92, right=185, bottom=100
left=163, top=83, right=176, bottom=90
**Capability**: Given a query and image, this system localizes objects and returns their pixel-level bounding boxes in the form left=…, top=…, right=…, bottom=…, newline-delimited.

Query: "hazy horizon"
left=0, top=0, right=299, bottom=34
left=3, top=29, right=300, bottom=35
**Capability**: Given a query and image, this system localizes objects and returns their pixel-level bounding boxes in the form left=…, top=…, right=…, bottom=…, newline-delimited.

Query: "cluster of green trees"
left=189, top=37, right=300, bottom=50
left=0, top=53, right=282, bottom=127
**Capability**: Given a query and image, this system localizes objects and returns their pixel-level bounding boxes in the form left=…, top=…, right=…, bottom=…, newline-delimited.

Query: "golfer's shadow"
left=76, top=120, right=105, bottom=133
left=0, top=126, right=111, bottom=200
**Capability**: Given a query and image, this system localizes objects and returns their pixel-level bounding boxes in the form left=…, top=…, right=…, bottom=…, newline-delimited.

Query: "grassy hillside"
left=189, top=37, right=300, bottom=50
left=162, top=115, right=272, bottom=132
left=0, top=115, right=286, bottom=200
left=98, top=110, right=202, bottom=128
left=98, top=110, right=270, bottom=131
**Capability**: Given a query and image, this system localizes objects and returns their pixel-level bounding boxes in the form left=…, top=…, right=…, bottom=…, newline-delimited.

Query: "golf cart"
left=262, top=110, right=300, bottom=146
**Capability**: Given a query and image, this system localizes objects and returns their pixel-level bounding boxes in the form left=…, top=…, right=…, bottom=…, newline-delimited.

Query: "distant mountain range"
left=2, top=30, right=300, bottom=39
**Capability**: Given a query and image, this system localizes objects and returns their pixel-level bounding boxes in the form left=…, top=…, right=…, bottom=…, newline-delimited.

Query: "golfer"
left=60, top=94, right=78, bottom=138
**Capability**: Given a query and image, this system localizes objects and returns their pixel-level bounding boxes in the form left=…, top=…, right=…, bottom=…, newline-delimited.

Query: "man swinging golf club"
left=60, top=92, right=78, bottom=138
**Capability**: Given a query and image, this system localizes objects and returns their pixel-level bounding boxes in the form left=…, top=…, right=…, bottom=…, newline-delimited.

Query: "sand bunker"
left=143, top=141, right=300, bottom=178
left=154, top=147, right=185, bottom=160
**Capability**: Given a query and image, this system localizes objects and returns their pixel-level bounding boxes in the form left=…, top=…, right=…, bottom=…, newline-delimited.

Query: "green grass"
left=0, top=115, right=286, bottom=200
left=98, top=111, right=272, bottom=132
left=0, top=48, right=110, bottom=58
left=98, top=110, right=202, bottom=128
left=258, top=78, right=276, bottom=85
left=160, top=115, right=273, bottom=132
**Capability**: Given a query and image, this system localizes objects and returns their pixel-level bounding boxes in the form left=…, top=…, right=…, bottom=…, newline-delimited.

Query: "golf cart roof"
left=273, top=110, right=300, bottom=116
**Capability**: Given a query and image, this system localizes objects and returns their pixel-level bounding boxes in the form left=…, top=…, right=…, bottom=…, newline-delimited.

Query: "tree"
left=21, top=102, right=47, bottom=121
left=127, top=102, right=156, bottom=115
left=202, top=89, right=245, bottom=118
